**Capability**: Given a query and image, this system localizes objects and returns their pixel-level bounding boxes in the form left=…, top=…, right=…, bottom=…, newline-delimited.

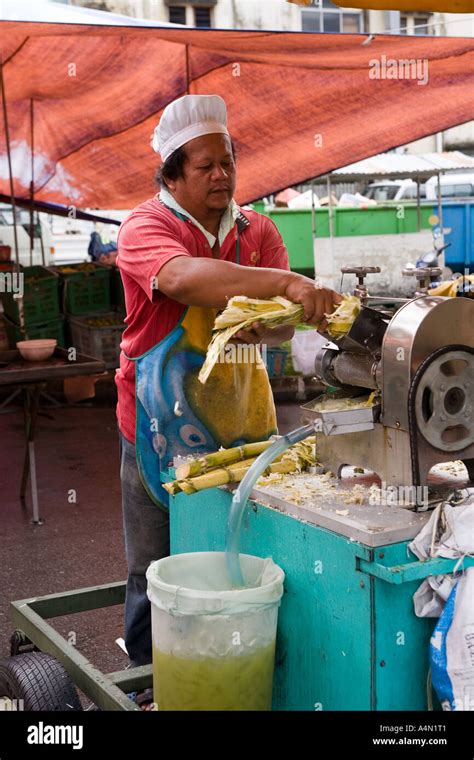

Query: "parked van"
left=425, top=173, right=474, bottom=200
left=363, top=179, right=426, bottom=202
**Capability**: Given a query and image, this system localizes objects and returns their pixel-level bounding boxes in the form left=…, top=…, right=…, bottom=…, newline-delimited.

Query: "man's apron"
left=130, top=208, right=278, bottom=509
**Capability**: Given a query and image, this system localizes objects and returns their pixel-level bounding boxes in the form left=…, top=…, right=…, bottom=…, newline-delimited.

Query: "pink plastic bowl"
left=16, top=339, right=57, bottom=362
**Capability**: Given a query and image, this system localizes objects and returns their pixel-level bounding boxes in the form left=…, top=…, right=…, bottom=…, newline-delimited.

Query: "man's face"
left=166, top=133, right=236, bottom=216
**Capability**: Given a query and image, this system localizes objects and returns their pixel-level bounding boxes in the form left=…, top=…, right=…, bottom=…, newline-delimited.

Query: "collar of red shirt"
left=159, top=187, right=241, bottom=248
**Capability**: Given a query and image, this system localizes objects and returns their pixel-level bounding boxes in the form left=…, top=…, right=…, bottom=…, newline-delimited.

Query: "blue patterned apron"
left=130, top=208, right=278, bottom=509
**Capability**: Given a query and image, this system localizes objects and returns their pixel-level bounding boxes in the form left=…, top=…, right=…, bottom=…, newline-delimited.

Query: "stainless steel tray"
left=301, top=391, right=381, bottom=436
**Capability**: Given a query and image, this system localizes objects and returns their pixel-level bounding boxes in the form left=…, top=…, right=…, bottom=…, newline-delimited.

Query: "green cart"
left=2, top=583, right=146, bottom=711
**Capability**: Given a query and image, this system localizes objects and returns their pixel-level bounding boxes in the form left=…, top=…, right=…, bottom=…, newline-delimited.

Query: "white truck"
left=425, top=172, right=474, bottom=200
left=0, top=205, right=126, bottom=267
left=0, top=204, right=54, bottom=267
left=364, top=173, right=474, bottom=203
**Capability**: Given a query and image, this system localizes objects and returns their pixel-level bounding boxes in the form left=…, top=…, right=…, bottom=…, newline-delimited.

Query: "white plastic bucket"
left=146, top=551, right=285, bottom=711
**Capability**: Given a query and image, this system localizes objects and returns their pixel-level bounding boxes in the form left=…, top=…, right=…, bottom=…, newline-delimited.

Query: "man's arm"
left=235, top=215, right=295, bottom=345
left=156, top=256, right=340, bottom=328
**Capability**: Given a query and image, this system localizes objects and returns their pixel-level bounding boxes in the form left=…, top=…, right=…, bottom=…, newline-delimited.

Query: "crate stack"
left=49, top=263, right=126, bottom=370
left=1, top=265, right=64, bottom=347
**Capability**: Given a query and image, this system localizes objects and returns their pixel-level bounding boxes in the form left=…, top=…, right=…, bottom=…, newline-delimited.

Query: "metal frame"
left=358, top=555, right=474, bottom=584
left=9, top=581, right=152, bottom=711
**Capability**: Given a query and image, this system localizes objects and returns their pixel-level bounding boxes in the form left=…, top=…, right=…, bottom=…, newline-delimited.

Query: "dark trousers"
left=119, top=433, right=170, bottom=667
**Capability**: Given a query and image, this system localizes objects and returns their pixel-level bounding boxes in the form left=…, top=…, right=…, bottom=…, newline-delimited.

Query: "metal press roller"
left=302, top=266, right=474, bottom=499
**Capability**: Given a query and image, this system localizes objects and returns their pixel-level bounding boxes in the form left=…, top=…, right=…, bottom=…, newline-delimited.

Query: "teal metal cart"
left=168, top=476, right=474, bottom=711
left=4, top=475, right=472, bottom=711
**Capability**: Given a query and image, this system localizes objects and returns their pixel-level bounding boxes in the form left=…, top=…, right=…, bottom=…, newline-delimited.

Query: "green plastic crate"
left=4, top=314, right=66, bottom=348
left=51, top=263, right=111, bottom=316
left=67, top=312, right=125, bottom=369
left=1, top=265, right=60, bottom=326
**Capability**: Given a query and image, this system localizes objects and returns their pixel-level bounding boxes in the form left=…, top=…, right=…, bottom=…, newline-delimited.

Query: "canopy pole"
left=311, top=179, right=316, bottom=280
left=327, top=175, right=334, bottom=240
left=29, top=99, right=45, bottom=267
left=0, top=65, right=20, bottom=273
left=0, top=63, right=24, bottom=334
left=328, top=175, right=336, bottom=290
left=436, top=171, right=445, bottom=269
left=416, top=174, right=421, bottom=233
left=37, top=211, right=45, bottom=266
left=29, top=98, right=35, bottom=266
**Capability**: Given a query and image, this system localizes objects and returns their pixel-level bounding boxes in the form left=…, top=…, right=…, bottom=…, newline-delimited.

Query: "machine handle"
left=340, top=266, right=381, bottom=298
left=403, top=267, right=442, bottom=279
left=357, top=555, right=474, bottom=584
left=340, top=266, right=381, bottom=276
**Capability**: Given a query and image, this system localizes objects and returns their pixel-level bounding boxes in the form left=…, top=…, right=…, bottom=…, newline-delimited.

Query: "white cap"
left=152, top=94, right=230, bottom=161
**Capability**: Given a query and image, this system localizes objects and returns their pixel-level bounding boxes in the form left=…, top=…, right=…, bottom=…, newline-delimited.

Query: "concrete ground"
left=0, top=381, right=302, bottom=705
left=0, top=398, right=129, bottom=699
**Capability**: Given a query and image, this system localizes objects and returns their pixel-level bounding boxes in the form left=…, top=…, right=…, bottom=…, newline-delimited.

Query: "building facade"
left=70, top=0, right=473, bottom=38
left=63, top=0, right=474, bottom=153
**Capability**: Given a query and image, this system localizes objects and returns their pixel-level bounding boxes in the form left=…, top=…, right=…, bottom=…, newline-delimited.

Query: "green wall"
left=252, top=203, right=433, bottom=272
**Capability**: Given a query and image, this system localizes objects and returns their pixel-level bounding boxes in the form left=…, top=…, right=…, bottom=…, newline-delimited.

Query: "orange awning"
left=1, top=21, right=473, bottom=208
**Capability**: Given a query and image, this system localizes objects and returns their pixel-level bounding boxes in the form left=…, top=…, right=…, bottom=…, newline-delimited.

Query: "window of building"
left=414, top=16, right=431, bottom=34
left=400, top=14, right=432, bottom=35
left=302, top=1, right=363, bottom=34
left=194, top=6, right=212, bottom=28
left=169, top=5, right=186, bottom=25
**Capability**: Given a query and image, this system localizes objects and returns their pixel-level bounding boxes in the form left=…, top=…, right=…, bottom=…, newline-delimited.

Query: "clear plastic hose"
left=225, top=424, right=314, bottom=587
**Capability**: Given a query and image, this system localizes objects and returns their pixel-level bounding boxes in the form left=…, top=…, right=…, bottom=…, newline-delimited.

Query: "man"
left=116, top=94, right=340, bottom=677
left=88, top=224, right=118, bottom=264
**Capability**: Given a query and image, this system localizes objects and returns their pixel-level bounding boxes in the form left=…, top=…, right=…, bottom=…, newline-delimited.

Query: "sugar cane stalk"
left=177, top=457, right=258, bottom=494
left=175, top=440, right=274, bottom=480
left=165, top=454, right=302, bottom=496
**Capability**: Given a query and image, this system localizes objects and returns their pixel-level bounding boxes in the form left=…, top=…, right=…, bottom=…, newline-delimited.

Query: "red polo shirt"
left=115, top=196, right=290, bottom=443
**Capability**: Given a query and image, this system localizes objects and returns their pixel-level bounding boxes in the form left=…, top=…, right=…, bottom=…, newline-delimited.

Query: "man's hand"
left=234, top=322, right=294, bottom=347
left=284, top=276, right=342, bottom=329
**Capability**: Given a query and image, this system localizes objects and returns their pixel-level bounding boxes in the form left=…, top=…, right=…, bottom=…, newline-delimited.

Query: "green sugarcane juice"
left=152, top=640, right=276, bottom=710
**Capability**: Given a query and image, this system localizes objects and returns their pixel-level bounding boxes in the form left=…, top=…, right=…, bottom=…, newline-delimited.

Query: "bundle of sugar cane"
left=174, top=440, right=276, bottom=480
left=324, top=294, right=361, bottom=338
left=163, top=436, right=317, bottom=496
left=199, top=296, right=304, bottom=384
left=165, top=456, right=302, bottom=496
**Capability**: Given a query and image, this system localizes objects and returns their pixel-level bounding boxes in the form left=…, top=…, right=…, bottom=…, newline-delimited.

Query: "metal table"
left=0, top=348, right=105, bottom=524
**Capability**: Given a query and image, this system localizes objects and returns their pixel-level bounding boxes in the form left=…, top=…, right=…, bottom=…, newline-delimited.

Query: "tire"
left=0, top=652, right=82, bottom=711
